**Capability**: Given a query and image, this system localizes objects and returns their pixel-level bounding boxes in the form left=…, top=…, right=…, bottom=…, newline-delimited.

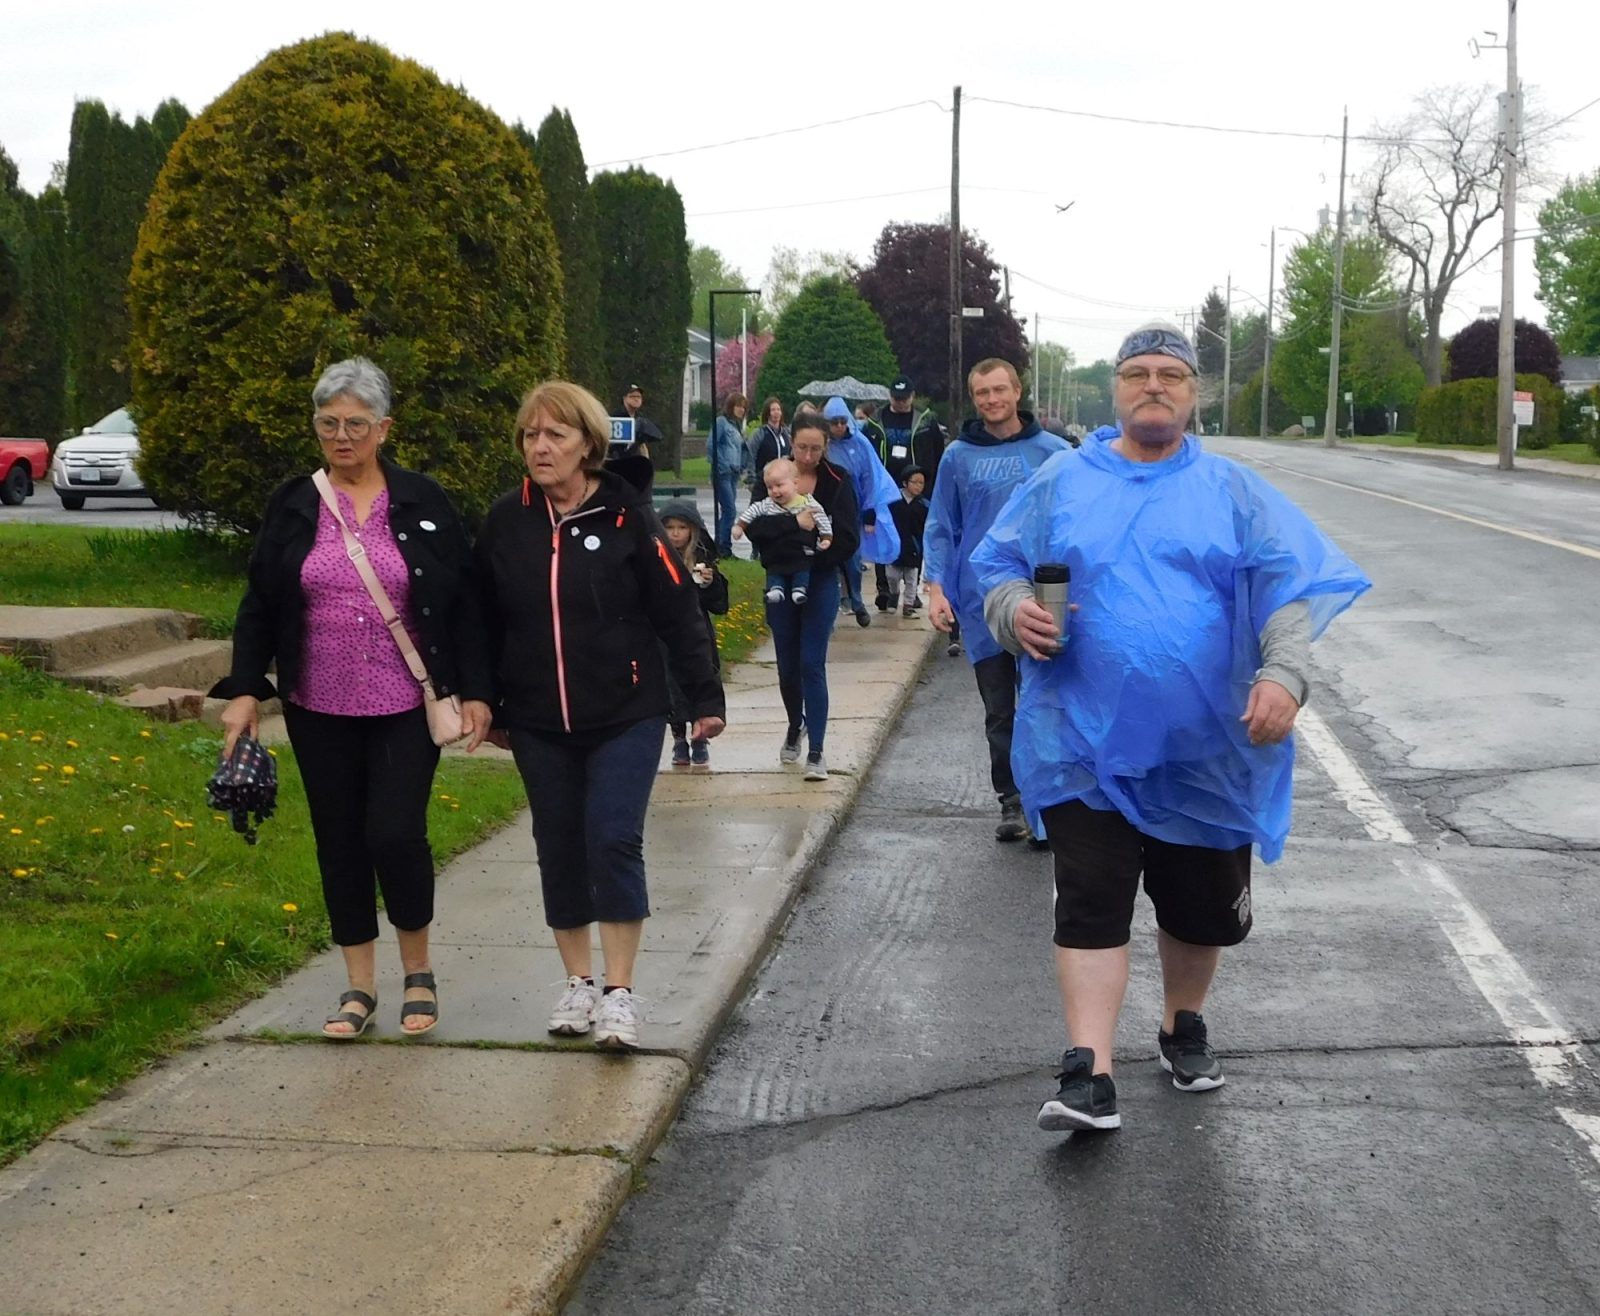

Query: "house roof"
left=687, top=327, right=734, bottom=366
left=1560, top=355, right=1600, bottom=382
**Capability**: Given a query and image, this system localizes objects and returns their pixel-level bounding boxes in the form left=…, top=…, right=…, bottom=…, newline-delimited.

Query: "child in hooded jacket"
left=886, top=466, right=930, bottom=617
left=658, top=498, right=729, bottom=767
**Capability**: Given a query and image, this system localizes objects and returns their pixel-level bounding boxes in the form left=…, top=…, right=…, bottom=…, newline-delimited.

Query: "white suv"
left=51, top=408, right=151, bottom=509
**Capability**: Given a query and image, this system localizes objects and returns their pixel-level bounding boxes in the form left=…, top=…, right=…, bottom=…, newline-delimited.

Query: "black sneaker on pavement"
left=1158, top=1010, right=1225, bottom=1091
left=995, top=796, right=1029, bottom=843
left=1027, top=834, right=1051, bottom=852
left=854, top=607, right=872, bottom=627
left=1037, top=1047, right=1120, bottom=1132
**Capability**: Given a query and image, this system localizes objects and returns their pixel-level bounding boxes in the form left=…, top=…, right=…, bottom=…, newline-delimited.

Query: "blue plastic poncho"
left=821, top=397, right=901, bottom=564
left=922, top=416, right=1071, bottom=665
left=969, top=431, right=1371, bottom=861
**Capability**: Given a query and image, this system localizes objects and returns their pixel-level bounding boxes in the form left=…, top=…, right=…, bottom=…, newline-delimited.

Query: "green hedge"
left=1415, top=373, right=1565, bottom=449
left=128, top=34, right=564, bottom=533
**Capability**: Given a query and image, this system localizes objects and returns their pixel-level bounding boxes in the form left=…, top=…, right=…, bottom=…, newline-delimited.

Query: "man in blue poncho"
left=821, top=397, right=902, bottom=627
left=970, top=323, right=1370, bottom=1135
left=923, top=358, right=1070, bottom=842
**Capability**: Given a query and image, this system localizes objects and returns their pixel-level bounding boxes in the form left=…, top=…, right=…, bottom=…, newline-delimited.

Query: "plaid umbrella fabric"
left=207, top=734, right=278, bottom=845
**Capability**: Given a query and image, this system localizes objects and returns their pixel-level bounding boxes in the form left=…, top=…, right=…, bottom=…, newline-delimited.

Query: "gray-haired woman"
left=212, top=357, right=494, bottom=1039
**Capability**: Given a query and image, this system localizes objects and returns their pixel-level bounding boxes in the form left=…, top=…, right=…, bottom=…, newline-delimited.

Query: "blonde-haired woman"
left=476, top=381, right=725, bottom=1049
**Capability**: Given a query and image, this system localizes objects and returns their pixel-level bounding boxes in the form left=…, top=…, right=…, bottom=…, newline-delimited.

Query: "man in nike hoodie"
left=924, top=358, right=1070, bottom=843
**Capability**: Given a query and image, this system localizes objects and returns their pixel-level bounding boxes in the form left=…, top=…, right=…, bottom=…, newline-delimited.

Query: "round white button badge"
left=584, top=535, right=601, bottom=551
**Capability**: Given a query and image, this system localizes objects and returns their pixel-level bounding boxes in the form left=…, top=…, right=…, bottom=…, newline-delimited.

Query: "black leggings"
left=282, top=701, right=440, bottom=946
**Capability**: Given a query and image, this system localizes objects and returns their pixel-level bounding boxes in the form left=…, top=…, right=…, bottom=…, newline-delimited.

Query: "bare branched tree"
left=1365, top=84, right=1550, bottom=387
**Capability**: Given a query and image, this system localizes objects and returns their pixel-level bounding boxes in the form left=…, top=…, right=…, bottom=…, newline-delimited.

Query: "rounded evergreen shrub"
left=128, top=34, right=564, bottom=532
left=756, top=276, right=899, bottom=412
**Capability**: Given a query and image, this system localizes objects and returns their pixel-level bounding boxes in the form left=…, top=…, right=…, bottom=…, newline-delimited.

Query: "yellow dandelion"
left=28, top=777, right=41, bottom=784
left=215, top=940, right=226, bottom=946
left=213, top=815, right=226, bottom=823
left=7, top=828, right=21, bottom=836
left=0, top=731, right=9, bottom=741
left=139, top=730, right=152, bottom=739
left=174, top=873, right=186, bottom=880
left=89, top=827, right=102, bottom=835
left=11, top=868, right=26, bottom=878
left=66, top=739, right=79, bottom=749
left=61, top=765, right=76, bottom=776
left=281, top=902, right=299, bottom=913
left=104, top=931, right=119, bottom=940
left=438, top=793, right=453, bottom=801
left=109, top=755, right=122, bottom=763
left=220, top=882, right=235, bottom=888
left=159, top=842, right=171, bottom=850
left=34, top=763, right=50, bottom=772
left=29, top=734, right=43, bottom=743
left=133, top=756, right=145, bottom=764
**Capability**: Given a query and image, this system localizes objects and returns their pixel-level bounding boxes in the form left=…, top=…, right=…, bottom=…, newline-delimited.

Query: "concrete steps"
left=0, top=605, right=238, bottom=721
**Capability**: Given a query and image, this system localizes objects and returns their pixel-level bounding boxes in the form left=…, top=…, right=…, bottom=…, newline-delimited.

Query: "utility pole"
left=1032, top=311, right=1040, bottom=412
left=1261, top=228, right=1276, bottom=439
left=1495, top=1, right=1520, bottom=470
left=1221, top=273, right=1233, bottom=436
left=1322, top=108, right=1349, bottom=449
left=948, top=85, right=963, bottom=427
left=1003, top=264, right=1012, bottom=314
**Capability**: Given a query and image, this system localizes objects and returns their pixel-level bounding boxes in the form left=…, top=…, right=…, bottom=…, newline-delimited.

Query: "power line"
left=1010, top=268, right=1184, bottom=312
left=966, top=94, right=1451, bottom=146
left=590, top=100, right=946, bottom=169
left=1525, top=92, right=1600, bottom=142
left=687, top=180, right=1055, bottom=219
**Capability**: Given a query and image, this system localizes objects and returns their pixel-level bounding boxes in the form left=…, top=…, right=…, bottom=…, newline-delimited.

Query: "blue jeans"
left=765, top=567, right=811, bottom=599
left=841, top=548, right=865, bottom=613
left=767, top=567, right=839, bottom=754
left=713, top=471, right=740, bottom=555
left=509, top=717, right=664, bottom=928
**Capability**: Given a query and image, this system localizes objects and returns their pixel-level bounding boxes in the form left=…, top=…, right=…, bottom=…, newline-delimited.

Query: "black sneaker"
left=854, top=607, right=872, bottom=628
left=1037, top=1047, right=1120, bottom=1132
left=995, top=797, right=1029, bottom=843
left=1027, top=834, right=1051, bottom=852
left=1158, top=1010, right=1225, bottom=1091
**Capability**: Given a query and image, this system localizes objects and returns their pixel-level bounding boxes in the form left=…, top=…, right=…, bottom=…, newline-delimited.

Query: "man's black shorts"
left=1041, top=799, right=1253, bottom=950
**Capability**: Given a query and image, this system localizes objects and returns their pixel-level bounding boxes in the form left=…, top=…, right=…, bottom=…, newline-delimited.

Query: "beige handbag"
left=311, top=470, right=466, bottom=745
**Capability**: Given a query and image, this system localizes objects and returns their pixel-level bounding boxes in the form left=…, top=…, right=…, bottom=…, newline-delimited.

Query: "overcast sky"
left=7, top=0, right=1598, bottom=368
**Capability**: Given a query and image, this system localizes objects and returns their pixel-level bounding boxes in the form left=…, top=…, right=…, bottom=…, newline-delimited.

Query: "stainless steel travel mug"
left=1032, top=564, right=1070, bottom=652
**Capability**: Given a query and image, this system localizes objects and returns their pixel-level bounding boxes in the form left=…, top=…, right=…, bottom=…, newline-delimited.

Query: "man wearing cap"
left=923, top=357, right=1069, bottom=843
left=620, top=384, right=663, bottom=459
left=871, top=378, right=947, bottom=610
left=970, top=321, right=1370, bottom=1135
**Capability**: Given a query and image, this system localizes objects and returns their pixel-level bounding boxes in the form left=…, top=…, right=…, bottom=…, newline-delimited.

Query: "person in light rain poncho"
left=970, top=320, right=1370, bottom=1136
left=821, top=396, right=901, bottom=626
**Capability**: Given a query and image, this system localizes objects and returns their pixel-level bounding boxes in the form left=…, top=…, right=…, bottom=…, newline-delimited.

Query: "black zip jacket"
left=475, top=470, right=725, bottom=735
left=210, top=459, right=491, bottom=705
left=742, top=459, right=859, bottom=573
left=746, top=424, right=791, bottom=494
left=888, top=494, right=929, bottom=569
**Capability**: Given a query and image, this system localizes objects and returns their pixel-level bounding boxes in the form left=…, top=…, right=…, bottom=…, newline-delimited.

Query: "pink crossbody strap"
left=310, top=470, right=433, bottom=689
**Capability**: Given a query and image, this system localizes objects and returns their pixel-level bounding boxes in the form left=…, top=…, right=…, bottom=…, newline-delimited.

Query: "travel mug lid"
left=1033, top=563, right=1070, bottom=584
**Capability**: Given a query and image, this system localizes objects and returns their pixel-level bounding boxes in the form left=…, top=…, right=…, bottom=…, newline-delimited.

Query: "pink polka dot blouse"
left=292, top=487, right=424, bottom=717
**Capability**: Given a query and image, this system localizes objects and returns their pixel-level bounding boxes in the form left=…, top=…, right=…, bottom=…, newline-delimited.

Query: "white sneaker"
left=547, top=976, right=600, bottom=1036
left=592, top=987, right=641, bottom=1050
left=803, top=751, right=828, bottom=781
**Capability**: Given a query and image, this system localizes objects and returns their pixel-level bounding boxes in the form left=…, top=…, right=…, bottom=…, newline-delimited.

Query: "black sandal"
left=400, top=971, right=439, bottom=1036
left=323, top=989, right=377, bottom=1040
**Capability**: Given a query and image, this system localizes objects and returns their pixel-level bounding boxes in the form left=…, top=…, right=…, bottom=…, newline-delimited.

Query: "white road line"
left=1294, top=708, right=1415, bottom=844
left=1249, top=458, right=1600, bottom=562
left=1295, top=707, right=1600, bottom=1170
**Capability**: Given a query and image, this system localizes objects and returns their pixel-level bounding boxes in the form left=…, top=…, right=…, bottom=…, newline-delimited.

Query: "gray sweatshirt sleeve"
left=1257, top=599, right=1311, bottom=705
left=982, top=579, right=1034, bottom=656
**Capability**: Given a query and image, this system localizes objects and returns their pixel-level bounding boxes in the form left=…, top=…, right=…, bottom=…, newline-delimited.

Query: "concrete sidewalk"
left=0, top=614, right=939, bottom=1316
left=1337, top=440, right=1600, bottom=480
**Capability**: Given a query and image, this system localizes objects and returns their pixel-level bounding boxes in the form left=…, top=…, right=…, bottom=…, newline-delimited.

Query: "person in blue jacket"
left=923, top=358, right=1069, bottom=843
left=821, top=396, right=901, bottom=626
left=970, top=322, right=1370, bottom=1136
left=710, top=393, right=750, bottom=556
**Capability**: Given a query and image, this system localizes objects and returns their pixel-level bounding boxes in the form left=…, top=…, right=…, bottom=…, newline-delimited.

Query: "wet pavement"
left=569, top=437, right=1600, bottom=1316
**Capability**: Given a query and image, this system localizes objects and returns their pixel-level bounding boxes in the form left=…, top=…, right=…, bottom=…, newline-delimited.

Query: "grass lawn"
left=715, top=558, right=770, bottom=667
left=1344, top=434, right=1600, bottom=464
left=0, top=525, right=250, bottom=637
left=0, top=656, right=532, bottom=1165
left=676, top=456, right=710, bottom=484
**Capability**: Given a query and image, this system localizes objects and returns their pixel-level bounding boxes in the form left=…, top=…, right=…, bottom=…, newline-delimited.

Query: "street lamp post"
left=1322, top=109, right=1349, bottom=448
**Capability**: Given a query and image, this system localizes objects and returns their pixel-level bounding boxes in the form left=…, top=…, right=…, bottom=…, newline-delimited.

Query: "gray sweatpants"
left=885, top=564, right=920, bottom=607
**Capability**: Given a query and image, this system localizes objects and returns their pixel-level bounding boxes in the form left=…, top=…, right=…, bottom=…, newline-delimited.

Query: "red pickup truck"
left=1, top=437, right=50, bottom=505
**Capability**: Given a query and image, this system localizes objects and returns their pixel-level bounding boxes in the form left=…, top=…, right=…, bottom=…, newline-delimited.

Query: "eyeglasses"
left=313, top=415, right=377, bottom=439
left=1116, top=366, right=1194, bottom=388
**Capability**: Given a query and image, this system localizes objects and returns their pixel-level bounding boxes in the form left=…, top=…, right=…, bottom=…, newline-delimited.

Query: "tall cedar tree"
left=1197, top=288, right=1228, bottom=377
left=592, top=167, right=692, bottom=466
left=755, top=275, right=899, bottom=410
left=854, top=222, right=1027, bottom=405
left=0, top=147, right=67, bottom=438
left=1445, top=318, right=1563, bottom=385
left=526, top=110, right=607, bottom=397
left=64, top=98, right=189, bottom=428
left=128, top=33, right=564, bottom=533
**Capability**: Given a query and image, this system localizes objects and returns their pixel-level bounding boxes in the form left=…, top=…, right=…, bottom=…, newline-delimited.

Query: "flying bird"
left=1055, top=201, right=1076, bottom=214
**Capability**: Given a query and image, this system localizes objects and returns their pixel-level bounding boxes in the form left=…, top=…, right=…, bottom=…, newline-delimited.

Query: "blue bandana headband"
left=1115, top=326, right=1199, bottom=374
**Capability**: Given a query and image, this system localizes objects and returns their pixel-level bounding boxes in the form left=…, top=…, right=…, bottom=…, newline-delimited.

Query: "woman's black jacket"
left=474, top=469, right=726, bottom=736
left=209, top=459, right=492, bottom=706
left=743, top=459, right=860, bottom=573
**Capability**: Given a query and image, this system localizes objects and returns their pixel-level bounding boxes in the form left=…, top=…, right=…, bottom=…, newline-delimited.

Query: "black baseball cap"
left=890, top=376, right=913, bottom=398
left=625, top=383, right=643, bottom=395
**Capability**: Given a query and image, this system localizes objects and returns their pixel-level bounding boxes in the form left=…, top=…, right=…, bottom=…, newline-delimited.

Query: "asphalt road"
left=569, top=438, right=1600, bottom=1316
left=1, top=484, right=171, bottom=528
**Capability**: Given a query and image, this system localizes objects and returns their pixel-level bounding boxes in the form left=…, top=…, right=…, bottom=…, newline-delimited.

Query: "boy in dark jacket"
left=885, top=466, right=929, bottom=617
left=657, top=498, right=729, bottom=767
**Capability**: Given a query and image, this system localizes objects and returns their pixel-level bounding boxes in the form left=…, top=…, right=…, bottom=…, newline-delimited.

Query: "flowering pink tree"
left=715, top=332, right=774, bottom=401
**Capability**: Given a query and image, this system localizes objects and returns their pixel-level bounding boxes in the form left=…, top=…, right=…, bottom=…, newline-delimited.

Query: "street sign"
left=961, top=307, right=985, bottom=318
left=1513, top=391, right=1534, bottom=426
left=608, top=416, right=635, bottom=458
left=1343, top=392, right=1354, bottom=403
left=1301, top=415, right=1315, bottom=430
